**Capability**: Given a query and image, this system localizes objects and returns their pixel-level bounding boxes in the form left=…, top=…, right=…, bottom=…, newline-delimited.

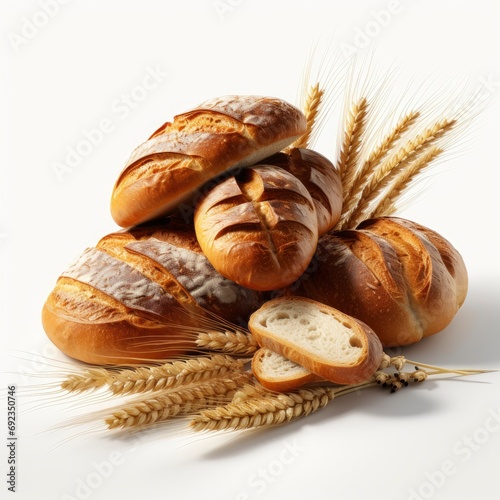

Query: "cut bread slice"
left=248, top=297, right=383, bottom=385
left=252, top=348, right=322, bottom=392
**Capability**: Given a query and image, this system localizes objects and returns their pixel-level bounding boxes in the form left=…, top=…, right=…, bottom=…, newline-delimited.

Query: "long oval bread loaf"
left=293, top=217, right=468, bottom=346
left=111, top=95, right=306, bottom=227
left=248, top=297, right=383, bottom=385
left=42, top=218, right=267, bottom=364
left=194, top=164, right=319, bottom=291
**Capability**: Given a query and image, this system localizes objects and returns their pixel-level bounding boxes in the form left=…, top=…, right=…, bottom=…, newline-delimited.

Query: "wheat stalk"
left=189, top=354, right=490, bottom=433
left=339, top=111, right=420, bottom=222
left=371, top=146, right=443, bottom=218
left=105, top=372, right=249, bottom=430
left=61, top=354, right=244, bottom=395
left=190, top=385, right=336, bottom=432
left=339, top=118, right=456, bottom=229
left=292, top=83, right=325, bottom=150
left=196, top=330, right=258, bottom=356
left=363, top=111, right=421, bottom=172
left=109, top=354, right=244, bottom=396
left=337, top=97, right=369, bottom=188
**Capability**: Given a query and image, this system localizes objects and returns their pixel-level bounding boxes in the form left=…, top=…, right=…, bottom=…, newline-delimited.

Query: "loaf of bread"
left=42, top=218, right=267, bottom=364
left=263, top=147, right=343, bottom=235
left=248, top=297, right=383, bottom=385
left=110, top=95, right=306, bottom=228
left=292, top=217, right=468, bottom=346
left=194, top=164, right=319, bottom=291
left=252, top=347, right=321, bottom=392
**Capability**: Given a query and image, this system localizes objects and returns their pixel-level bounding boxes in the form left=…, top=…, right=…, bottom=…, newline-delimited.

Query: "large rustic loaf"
left=292, top=217, right=468, bottom=346
left=42, top=218, right=267, bottom=364
left=194, top=164, right=319, bottom=291
left=248, top=297, right=383, bottom=385
left=110, top=95, right=306, bottom=227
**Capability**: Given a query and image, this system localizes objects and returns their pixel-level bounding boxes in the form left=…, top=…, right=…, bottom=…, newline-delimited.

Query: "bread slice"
left=252, top=348, right=321, bottom=392
left=248, top=297, right=383, bottom=385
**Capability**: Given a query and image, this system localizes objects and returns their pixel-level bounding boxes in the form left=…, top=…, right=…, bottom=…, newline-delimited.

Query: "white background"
left=1, top=1, right=499, bottom=499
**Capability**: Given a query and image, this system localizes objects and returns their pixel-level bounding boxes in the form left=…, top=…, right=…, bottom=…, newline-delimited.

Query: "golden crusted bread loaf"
left=194, top=164, right=319, bottom=291
left=193, top=147, right=342, bottom=290
left=110, top=95, right=306, bottom=227
left=293, top=217, right=468, bottom=346
left=42, top=218, right=267, bottom=364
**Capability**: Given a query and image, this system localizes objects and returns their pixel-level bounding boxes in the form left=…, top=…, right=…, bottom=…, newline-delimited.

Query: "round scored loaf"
left=193, top=147, right=343, bottom=291
left=42, top=218, right=267, bottom=364
left=110, top=95, right=307, bottom=228
left=292, top=217, right=468, bottom=346
left=193, top=164, right=319, bottom=291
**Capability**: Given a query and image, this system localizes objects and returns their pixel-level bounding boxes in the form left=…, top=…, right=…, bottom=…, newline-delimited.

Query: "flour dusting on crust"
left=126, top=239, right=260, bottom=310
left=61, top=248, right=175, bottom=317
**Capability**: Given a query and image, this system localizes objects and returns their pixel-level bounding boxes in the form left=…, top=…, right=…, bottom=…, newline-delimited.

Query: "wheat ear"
left=105, top=372, right=250, bottom=430
left=339, top=111, right=420, bottom=223
left=292, top=83, right=325, bottom=150
left=61, top=367, right=114, bottom=393
left=108, top=355, right=244, bottom=396
left=189, top=385, right=335, bottom=432
left=340, top=118, right=455, bottom=229
left=371, top=147, right=443, bottom=218
left=196, top=330, right=258, bottom=356
left=60, top=354, right=244, bottom=395
left=337, top=97, right=369, bottom=190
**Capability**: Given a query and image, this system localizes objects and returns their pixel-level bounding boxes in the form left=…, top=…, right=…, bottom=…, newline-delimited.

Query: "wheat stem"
left=403, top=360, right=493, bottom=377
